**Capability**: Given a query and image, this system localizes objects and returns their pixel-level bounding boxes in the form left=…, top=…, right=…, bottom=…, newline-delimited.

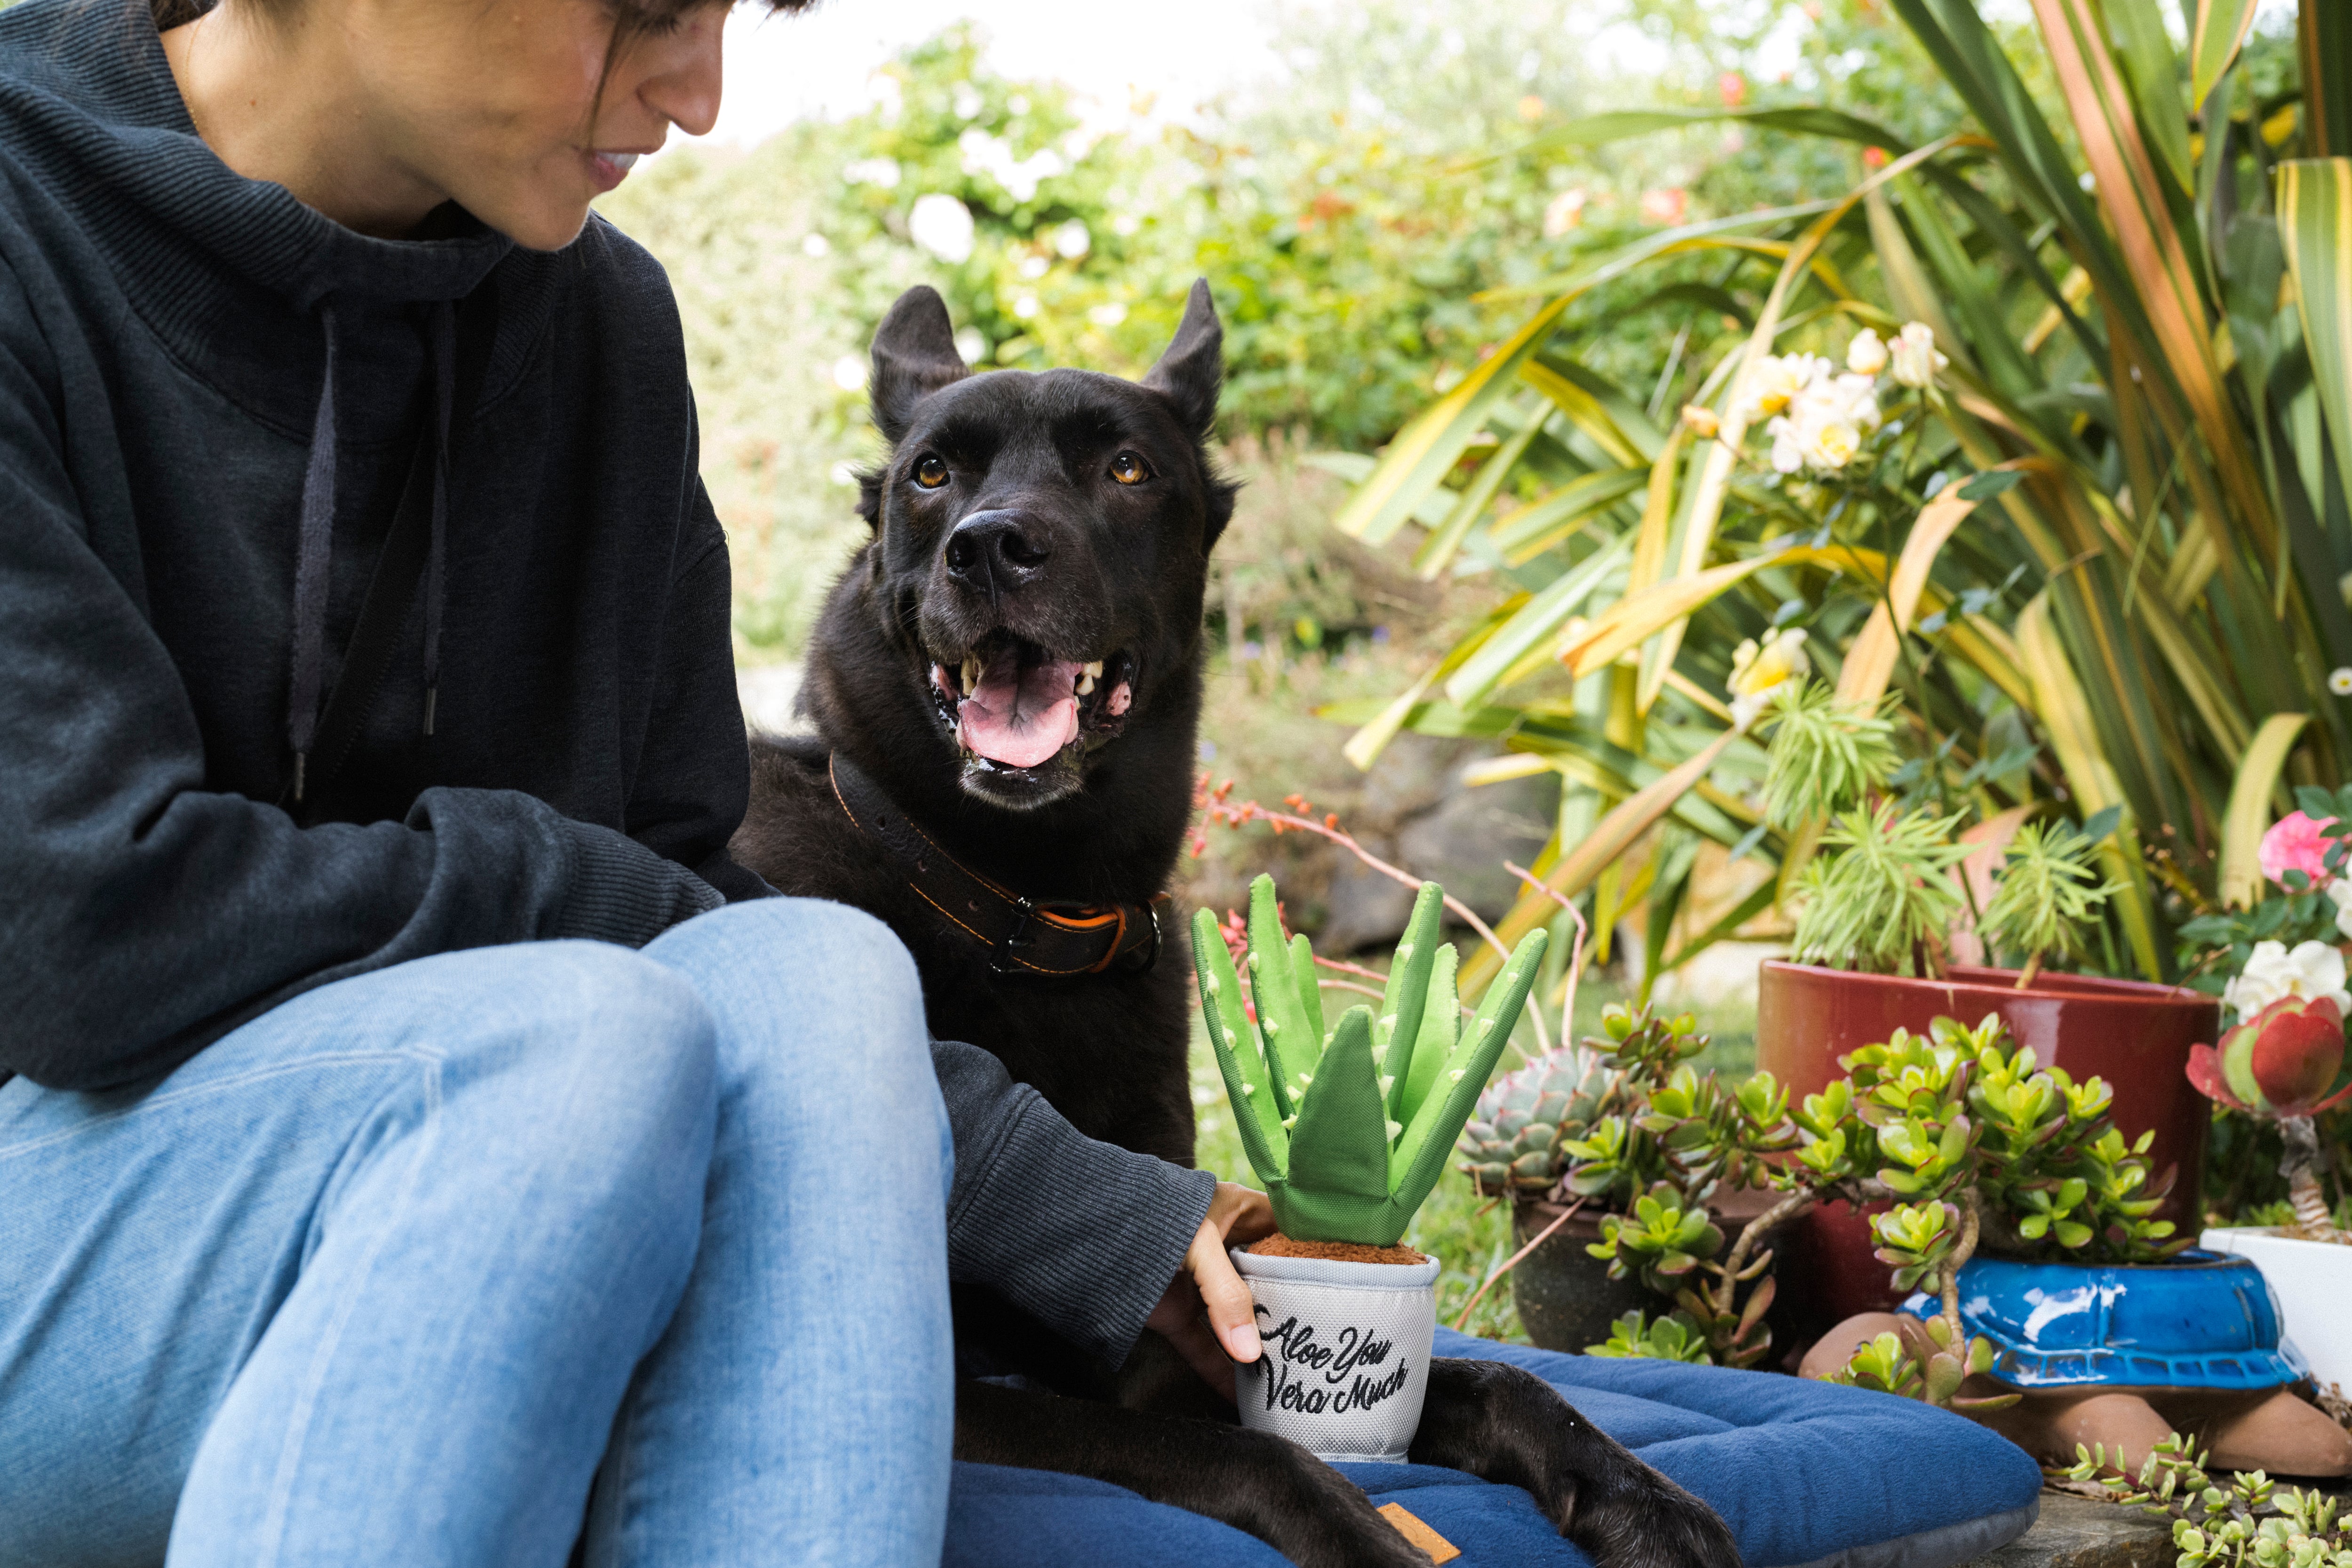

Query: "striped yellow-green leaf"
left=2278, top=160, right=2352, bottom=516
left=1342, top=598, right=1523, bottom=771
left=1460, top=727, right=1739, bottom=997
left=1332, top=295, right=1572, bottom=546
left=2218, top=713, right=2311, bottom=909
left=1836, top=484, right=1985, bottom=707
left=1412, top=414, right=1544, bottom=579
left=1445, top=533, right=1633, bottom=708
left=1558, top=552, right=1787, bottom=678
left=2014, top=593, right=2161, bottom=979
left=2190, top=0, right=2260, bottom=108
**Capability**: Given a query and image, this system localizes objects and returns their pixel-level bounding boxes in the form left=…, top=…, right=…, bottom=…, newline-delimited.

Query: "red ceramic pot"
left=1755, top=960, right=2219, bottom=1353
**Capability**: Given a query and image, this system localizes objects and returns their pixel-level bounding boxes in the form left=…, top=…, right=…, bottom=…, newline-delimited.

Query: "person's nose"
left=639, top=7, right=724, bottom=141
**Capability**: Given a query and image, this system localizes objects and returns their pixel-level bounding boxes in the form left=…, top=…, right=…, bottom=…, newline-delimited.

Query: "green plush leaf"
left=1288, top=932, right=1327, bottom=1050
left=1283, top=1006, right=1389, bottom=1206
left=1388, top=928, right=1550, bottom=1213
left=1378, top=884, right=1446, bottom=1119
left=1246, top=876, right=1321, bottom=1092
left=1192, top=908, right=1288, bottom=1182
left=1399, top=942, right=1461, bottom=1126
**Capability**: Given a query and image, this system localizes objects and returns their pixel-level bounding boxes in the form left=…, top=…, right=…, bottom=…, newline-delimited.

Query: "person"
left=0, top=0, right=1269, bottom=1562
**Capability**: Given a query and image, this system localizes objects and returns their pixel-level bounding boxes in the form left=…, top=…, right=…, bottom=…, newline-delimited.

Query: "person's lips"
left=586, top=150, right=643, bottom=192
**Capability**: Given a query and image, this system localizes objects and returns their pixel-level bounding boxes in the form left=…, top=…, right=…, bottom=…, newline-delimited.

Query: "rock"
left=1394, top=768, right=1553, bottom=924
left=1966, top=1493, right=2173, bottom=1568
left=1319, top=741, right=1554, bottom=954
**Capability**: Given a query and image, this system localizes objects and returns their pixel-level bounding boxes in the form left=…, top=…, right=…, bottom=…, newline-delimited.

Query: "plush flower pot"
left=1232, top=1245, right=1441, bottom=1463
left=2201, top=1226, right=2352, bottom=1392
left=1756, top=959, right=2218, bottom=1343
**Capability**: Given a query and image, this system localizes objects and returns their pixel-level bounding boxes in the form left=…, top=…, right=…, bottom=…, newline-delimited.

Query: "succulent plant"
left=1193, top=874, right=1549, bottom=1247
left=1456, top=1048, right=1611, bottom=1197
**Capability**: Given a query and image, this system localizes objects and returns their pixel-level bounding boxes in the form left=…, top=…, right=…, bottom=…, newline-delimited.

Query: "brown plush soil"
left=1248, top=1235, right=1430, bottom=1265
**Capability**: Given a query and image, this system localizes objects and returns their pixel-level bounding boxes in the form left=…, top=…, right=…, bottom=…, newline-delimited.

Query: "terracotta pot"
left=1756, top=959, right=2218, bottom=1345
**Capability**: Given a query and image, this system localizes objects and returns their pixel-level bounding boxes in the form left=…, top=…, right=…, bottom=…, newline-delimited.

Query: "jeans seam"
left=249, top=1054, right=445, bottom=1568
left=0, top=1051, right=446, bottom=1161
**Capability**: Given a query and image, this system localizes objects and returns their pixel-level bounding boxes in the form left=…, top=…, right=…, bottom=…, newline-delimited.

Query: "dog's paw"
left=1240, top=1435, right=1435, bottom=1568
left=1569, top=1466, right=1741, bottom=1568
left=1413, top=1358, right=1739, bottom=1568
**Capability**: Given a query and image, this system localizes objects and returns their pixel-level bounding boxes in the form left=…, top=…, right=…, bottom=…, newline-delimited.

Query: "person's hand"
left=1143, top=1181, right=1277, bottom=1402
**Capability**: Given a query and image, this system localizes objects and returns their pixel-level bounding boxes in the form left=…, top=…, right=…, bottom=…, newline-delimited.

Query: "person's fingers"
left=1188, top=1222, right=1262, bottom=1363
left=1205, top=1180, right=1278, bottom=1243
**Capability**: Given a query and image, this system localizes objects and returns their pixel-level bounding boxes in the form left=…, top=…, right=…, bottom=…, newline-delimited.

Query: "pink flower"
left=2259, top=811, right=2339, bottom=889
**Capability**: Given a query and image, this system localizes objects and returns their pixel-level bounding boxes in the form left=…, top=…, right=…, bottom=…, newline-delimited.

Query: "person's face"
left=350, top=0, right=726, bottom=249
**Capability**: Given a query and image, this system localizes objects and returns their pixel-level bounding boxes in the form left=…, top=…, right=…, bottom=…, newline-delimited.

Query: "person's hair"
left=149, top=0, right=817, bottom=72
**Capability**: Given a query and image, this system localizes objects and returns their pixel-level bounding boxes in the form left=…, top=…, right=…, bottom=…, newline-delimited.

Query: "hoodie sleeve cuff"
left=943, top=1062, right=1217, bottom=1369
left=552, top=819, right=725, bottom=948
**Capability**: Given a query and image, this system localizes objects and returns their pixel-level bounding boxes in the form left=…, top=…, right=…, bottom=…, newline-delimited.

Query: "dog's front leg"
left=1409, top=1358, right=1740, bottom=1568
left=957, top=1380, right=1434, bottom=1568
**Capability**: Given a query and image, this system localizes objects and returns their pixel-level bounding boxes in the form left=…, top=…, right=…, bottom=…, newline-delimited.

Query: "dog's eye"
left=1109, top=451, right=1152, bottom=486
left=912, top=454, right=950, bottom=489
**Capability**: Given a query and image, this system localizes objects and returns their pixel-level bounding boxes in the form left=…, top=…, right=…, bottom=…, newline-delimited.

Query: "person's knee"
left=661, top=899, right=940, bottom=1152
left=434, top=942, right=720, bottom=1188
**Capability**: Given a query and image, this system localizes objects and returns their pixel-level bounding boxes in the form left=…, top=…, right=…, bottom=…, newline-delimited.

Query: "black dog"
left=731, top=282, right=1738, bottom=1568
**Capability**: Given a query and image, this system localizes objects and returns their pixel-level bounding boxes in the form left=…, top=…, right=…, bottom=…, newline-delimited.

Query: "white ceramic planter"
left=2201, top=1226, right=2352, bottom=1392
left=1230, top=1248, right=1440, bottom=1463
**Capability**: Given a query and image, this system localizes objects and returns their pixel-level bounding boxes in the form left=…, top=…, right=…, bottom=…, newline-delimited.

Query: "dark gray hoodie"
left=0, top=0, right=1209, bottom=1370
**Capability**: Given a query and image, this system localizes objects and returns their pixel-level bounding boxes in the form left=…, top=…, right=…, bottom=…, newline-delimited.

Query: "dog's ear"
left=1142, top=278, right=1223, bottom=439
left=870, top=286, right=968, bottom=444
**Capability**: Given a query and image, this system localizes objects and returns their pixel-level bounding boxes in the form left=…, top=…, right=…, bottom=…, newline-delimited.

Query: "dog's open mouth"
left=929, top=630, right=1135, bottom=773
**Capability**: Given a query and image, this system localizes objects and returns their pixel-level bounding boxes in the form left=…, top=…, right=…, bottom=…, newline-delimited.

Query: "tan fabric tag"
left=1376, top=1502, right=1461, bottom=1564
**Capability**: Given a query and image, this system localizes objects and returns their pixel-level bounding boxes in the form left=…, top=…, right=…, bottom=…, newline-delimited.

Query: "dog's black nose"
left=945, top=510, right=1051, bottom=590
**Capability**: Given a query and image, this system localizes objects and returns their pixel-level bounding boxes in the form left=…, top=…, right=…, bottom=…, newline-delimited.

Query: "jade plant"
left=1766, top=680, right=2118, bottom=982
left=1483, top=1004, right=2185, bottom=1403
left=1463, top=1004, right=1806, bottom=1369
left=1192, top=875, right=1548, bottom=1247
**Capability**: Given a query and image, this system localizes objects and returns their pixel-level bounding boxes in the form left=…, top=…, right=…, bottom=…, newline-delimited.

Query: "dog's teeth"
left=961, top=656, right=980, bottom=692
left=1076, top=674, right=1096, bottom=696
left=1083, top=660, right=1104, bottom=679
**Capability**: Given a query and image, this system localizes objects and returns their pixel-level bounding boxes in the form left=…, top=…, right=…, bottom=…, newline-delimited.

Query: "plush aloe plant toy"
left=1192, top=875, right=1550, bottom=1246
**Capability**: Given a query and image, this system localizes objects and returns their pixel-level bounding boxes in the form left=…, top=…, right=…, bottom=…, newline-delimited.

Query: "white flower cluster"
left=1724, top=323, right=1947, bottom=479
left=2223, top=939, right=2352, bottom=1023
left=1727, top=628, right=1809, bottom=728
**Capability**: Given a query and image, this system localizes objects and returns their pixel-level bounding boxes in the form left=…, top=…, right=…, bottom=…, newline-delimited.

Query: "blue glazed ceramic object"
left=1900, top=1251, right=2311, bottom=1390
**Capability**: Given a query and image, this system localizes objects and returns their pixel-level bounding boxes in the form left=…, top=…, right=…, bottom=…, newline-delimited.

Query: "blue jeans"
left=0, top=898, right=954, bottom=1568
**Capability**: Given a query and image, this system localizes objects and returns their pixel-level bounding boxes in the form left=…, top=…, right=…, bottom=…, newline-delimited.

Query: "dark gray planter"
left=1507, top=1202, right=1656, bottom=1353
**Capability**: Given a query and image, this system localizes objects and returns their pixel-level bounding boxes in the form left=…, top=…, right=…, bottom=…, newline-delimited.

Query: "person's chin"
left=485, top=191, right=595, bottom=254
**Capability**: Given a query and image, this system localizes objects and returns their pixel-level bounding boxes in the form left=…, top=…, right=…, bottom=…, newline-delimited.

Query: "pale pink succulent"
left=2258, top=810, right=2339, bottom=890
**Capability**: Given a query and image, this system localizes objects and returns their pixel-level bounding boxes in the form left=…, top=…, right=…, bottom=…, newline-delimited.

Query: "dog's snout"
left=944, top=510, right=1051, bottom=589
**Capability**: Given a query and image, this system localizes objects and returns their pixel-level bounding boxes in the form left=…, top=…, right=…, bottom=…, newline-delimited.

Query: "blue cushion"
left=945, top=1328, right=2044, bottom=1568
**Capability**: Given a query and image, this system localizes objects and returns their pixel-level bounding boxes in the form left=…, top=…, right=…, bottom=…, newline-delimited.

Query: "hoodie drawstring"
left=286, top=303, right=339, bottom=804
left=287, top=298, right=458, bottom=801
left=423, top=300, right=454, bottom=738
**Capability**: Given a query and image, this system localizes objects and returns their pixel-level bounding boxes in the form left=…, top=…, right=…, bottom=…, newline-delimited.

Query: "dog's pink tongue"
left=958, top=653, right=1080, bottom=769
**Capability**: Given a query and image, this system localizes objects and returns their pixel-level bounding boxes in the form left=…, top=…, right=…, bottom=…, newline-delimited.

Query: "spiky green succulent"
left=1457, top=1047, right=1610, bottom=1197
left=1193, top=875, right=1549, bottom=1246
